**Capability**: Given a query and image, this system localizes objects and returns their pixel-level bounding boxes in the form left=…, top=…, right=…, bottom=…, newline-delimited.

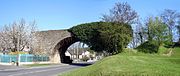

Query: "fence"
left=0, top=54, right=49, bottom=63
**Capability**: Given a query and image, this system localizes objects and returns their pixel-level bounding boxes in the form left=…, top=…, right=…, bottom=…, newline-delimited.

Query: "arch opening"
left=66, top=41, right=88, bottom=62
left=54, top=37, right=79, bottom=63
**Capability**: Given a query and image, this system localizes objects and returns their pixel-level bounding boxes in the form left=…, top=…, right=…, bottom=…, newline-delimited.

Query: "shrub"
left=136, top=40, right=159, bottom=53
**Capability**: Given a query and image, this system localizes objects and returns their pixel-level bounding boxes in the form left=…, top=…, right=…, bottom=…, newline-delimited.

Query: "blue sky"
left=0, top=0, right=179, bottom=31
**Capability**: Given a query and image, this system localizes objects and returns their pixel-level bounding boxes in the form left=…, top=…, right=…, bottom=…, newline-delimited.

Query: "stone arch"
left=33, top=30, right=81, bottom=63
left=54, top=36, right=79, bottom=63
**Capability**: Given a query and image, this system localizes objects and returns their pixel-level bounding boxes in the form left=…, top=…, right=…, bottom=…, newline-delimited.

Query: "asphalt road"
left=0, top=63, right=91, bottom=76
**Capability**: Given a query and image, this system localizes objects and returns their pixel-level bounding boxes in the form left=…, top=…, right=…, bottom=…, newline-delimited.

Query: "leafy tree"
left=68, top=22, right=99, bottom=47
left=99, top=23, right=132, bottom=54
left=101, top=2, right=138, bottom=24
left=146, top=17, right=169, bottom=45
left=68, top=22, right=133, bottom=55
left=136, top=16, right=170, bottom=53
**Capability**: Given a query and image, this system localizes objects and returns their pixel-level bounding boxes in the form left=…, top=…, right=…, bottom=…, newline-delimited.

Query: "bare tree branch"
left=0, top=19, right=37, bottom=52
left=101, top=2, right=139, bottom=24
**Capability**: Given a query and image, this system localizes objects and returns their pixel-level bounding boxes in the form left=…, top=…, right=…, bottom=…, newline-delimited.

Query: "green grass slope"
left=172, top=47, right=180, bottom=57
left=60, top=48, right=180, bottom=76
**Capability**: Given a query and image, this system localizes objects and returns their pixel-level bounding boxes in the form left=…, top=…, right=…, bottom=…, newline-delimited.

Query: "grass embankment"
left=60, top=47, right=180, bottom=76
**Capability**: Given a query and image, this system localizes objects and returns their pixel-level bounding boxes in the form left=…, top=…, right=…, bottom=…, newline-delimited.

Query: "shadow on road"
left=69, top=62, right=94, bottom=66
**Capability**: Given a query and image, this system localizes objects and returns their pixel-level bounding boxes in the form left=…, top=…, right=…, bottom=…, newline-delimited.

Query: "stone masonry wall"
left=32, top=30, right=72, bottom=63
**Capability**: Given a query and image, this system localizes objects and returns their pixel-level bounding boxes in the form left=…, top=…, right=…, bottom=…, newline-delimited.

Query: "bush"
left=136, top=40, right=159, bottom=53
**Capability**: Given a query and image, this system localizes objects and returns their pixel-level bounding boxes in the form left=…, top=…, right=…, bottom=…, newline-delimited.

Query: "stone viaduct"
left=33, top=30, right=78, bottom=63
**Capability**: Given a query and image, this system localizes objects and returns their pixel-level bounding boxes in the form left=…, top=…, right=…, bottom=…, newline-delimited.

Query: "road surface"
left=0, top=63, right=91, bottom=76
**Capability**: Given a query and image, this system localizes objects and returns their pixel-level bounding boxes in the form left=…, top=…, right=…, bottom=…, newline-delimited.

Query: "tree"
left=101, top=2, right=138, bottom=24
left=130, top=22, right=147, bottom=48
left=177, top=18, right=180, bottom=41
left=0, top=19, right=37, bottom=52
left=68, top=22, right=133, bottom=55
left=146, top=16, right=169, bottom=45
left=99, top=23, right=133, bottom=54
left=101, top=2, right=138, bottom=49
left=160, top=9, right=180, bottom=43
left=136, top=17, right=169, bottom=53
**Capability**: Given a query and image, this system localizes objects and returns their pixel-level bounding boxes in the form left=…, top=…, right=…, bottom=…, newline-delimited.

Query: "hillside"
left=60, top=47, right=180, bottom=76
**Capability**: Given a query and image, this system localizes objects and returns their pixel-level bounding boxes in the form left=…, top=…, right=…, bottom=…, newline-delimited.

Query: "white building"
left=65, top=50, right=95, bottom=59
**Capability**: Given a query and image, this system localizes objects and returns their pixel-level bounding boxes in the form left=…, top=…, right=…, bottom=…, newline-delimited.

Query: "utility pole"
left=17, top=31, right=20, bottom=66
left=76, top=45, right=78, bottom=60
